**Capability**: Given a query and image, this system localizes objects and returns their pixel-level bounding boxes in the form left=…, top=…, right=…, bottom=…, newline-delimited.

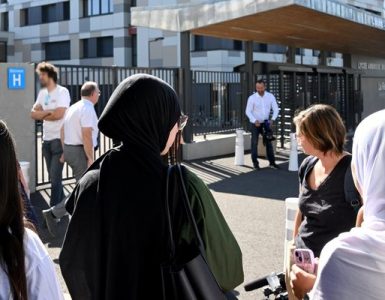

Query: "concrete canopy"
left=131, top=0, right=385, bottom=57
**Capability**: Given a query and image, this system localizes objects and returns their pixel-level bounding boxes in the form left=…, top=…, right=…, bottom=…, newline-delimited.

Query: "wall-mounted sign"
left=8, top=68, right=26, bottom=90
left=358, top=62, right=385, bottom=71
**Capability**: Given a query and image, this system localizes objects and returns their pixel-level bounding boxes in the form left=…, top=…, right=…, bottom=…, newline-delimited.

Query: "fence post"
left=112, top=65, right=119, bottom=89
left=180, top=31, right=193, bottom=143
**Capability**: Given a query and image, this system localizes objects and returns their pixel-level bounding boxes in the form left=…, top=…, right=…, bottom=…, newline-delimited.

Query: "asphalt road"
left=32, top=150, right=300, bottom=300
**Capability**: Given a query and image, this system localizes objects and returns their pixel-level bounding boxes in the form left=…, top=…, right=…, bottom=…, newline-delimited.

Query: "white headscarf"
left=353, top=109, right=385, bottom=224
left=310, top=110, right=385, bottom=300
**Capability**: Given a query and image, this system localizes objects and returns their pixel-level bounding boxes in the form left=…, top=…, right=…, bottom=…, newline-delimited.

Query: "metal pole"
left=245, top=41, right=254, bottom=95
left=180, top=31, right=193, bottom=143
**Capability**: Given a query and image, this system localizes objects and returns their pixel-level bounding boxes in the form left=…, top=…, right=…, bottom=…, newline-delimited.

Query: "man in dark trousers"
left=245, top=79, right=279, bottom=170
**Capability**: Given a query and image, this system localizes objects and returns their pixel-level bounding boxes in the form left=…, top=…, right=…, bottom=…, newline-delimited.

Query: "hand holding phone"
left=293, top=248, right=316, bottom=274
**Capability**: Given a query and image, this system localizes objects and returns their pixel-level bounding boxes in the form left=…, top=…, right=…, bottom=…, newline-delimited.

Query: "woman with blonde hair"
left=287, top=104, right=358, bottom=299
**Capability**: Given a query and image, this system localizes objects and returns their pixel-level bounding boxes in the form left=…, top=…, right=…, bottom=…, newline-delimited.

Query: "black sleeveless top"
left=295, top=155, right=356, bottom=257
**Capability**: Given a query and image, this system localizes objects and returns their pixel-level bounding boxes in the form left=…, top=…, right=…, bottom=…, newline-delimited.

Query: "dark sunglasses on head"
left=179, top=115, right=188, bottom=131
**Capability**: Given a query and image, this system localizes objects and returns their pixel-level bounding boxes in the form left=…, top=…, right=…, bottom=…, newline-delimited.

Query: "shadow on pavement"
left=188, top=153, right=307, bottom=201
left=208, top=162, right=299, bottom=200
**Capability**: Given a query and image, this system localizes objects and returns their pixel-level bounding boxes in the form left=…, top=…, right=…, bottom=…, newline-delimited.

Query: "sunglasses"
left=179, top=115, right=188, bottom=131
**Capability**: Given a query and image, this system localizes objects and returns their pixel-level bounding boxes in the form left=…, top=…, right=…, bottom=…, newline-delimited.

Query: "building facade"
left=0, top=0, right=384, bottom=71
left=0, top=0, right=137, bottom=66
left=137, top=0, right=385, bottom=71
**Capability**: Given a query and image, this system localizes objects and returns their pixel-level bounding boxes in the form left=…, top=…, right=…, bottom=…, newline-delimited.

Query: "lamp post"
left=148, top=37, right=164, bottom=68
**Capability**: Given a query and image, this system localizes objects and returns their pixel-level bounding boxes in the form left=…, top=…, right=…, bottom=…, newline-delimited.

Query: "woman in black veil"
left=60, top=74, right=243, bottom=299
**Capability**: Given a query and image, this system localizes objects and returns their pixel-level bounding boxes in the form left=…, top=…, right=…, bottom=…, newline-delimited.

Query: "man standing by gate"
left=246, top=79, right=279, bottom=170
left=31, top=62, right=71, bottom=206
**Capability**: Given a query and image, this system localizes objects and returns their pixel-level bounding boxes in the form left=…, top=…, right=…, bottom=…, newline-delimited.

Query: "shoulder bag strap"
left=343, top=156, right=362, bottom=211
left=165, top=166, right=176, bottom=260
left=175, top=164, right=207, bottom=257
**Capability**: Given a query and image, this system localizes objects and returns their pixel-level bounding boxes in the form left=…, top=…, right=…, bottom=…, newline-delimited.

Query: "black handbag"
left=161, top=164, right=227, bottom=300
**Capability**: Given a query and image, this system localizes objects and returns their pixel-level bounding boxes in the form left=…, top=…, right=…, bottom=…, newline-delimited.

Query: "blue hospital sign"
left=8, top=68, right=26, bottom=90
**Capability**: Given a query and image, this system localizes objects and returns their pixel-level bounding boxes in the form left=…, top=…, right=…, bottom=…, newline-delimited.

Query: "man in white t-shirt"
left=245, top=79, right=280, bottom=170
left=43, top=81, right=100, bottom=236
left=31, top=62, right=70, bottom=207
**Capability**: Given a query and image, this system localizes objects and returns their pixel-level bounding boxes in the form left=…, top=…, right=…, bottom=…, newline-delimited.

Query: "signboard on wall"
left=8, top=68, right=26, bottom=90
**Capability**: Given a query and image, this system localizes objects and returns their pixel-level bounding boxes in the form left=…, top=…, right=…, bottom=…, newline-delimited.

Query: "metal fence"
left=192, top=71, right=246, bottom=136
left=35, top=65, right=179, bottom=187
left=35, top=63, right=361, bottom=187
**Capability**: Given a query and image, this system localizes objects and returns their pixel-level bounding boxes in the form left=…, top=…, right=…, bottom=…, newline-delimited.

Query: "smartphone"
left=293, top=248, right=315, bottom=274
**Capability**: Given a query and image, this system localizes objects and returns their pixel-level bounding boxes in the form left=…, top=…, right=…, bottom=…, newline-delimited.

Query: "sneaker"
left=42, top=209, right=59, bottom=237
left=269, top=163, right=280, bottom=170
left=253, top=164, right=261, bottom=171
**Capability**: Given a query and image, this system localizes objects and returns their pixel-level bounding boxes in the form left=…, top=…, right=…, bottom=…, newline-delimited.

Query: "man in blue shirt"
left=245, top=80, right=279, bottom=170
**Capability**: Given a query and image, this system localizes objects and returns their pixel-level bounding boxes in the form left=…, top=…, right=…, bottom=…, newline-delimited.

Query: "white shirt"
left=0, top=229, right=64, bottom=300
left=245, top=91, right=279, bottom=123
left=63, top=98, right=99, bottom=147
left=35, top=85, right=71, bottom=141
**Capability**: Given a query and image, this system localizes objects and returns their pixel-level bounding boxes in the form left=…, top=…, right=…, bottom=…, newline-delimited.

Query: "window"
left=83, top=0, right=113, bottom=17
left=21, top=2, right=69, bottom=26
left=0, top=41, right=6, bottom=62
left=194, top=35, right=243, bottom=51
left=42, top=4, right=57, bottom=23
left=97, top=36, right=113, bottom=57
left=0, top=12, right=8, bottom=31
left=22, top=6, right=42, bottom=26
left=254, top=43, right=268, bottom=52
left=45, top=41, right=70, bottom=60
left=82, top=36, right=113, bottom=58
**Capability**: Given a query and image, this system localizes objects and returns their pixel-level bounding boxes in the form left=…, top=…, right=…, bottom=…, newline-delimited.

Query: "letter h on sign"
left=8, top=68, right=26, bottom=90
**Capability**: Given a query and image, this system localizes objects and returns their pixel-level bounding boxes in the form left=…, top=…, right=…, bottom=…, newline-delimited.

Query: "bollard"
left=288, top=133, right=299, bottom=172
left=284, top=197, right=299, bottom=270
left=19, top=161, right=30, bottom=196
left=234, top=129, right=245, bottom=166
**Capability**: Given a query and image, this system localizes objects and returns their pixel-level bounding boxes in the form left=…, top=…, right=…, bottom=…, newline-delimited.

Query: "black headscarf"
left=98, top=74, right=180, bottom=153
left=60, top=74, right=181, bottom=300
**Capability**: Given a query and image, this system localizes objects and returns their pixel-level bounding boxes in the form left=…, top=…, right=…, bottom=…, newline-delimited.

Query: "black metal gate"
left=249, top=62, right=362, bottom=148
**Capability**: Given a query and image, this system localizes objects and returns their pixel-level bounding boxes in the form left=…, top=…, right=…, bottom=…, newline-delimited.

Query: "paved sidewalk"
left=31, top=150, right=301, bottom=300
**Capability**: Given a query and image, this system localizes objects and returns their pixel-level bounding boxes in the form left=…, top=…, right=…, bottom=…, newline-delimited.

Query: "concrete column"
left=286, top=46, right=296, bottom=64
left=245, top=41, right=254, bottom=95
left=343, top=53, right=352, bottom=68
left=319, top=51, right=328, bottom=66
left=0, top=63, right=36, bottom=192
left=180, top=31, right=193, bottom=143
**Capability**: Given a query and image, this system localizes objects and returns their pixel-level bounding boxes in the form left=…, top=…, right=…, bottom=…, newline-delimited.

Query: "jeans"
left=250, top=123, right=276, bottom=166
left=42, top=139, right=64, bottom=207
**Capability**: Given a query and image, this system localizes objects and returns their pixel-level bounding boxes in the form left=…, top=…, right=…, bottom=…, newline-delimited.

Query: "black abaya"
left=60, top=74, right=181, bottom=299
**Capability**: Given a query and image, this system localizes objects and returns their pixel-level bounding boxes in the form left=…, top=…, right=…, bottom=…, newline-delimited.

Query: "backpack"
left=299, top=155, right=362, bottom=214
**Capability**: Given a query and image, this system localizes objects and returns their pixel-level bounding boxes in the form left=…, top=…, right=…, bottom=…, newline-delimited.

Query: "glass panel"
left=42, top=4, right=56, bottom=23
left=101, top=0, right=111, bottom=14
left=45, top=41, right=70, bottom=60
left=27, top=6, right=42, bottom=25
left=92, top=0, right=100, bottom=15
left=97, top=36, right=113, bottom=57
